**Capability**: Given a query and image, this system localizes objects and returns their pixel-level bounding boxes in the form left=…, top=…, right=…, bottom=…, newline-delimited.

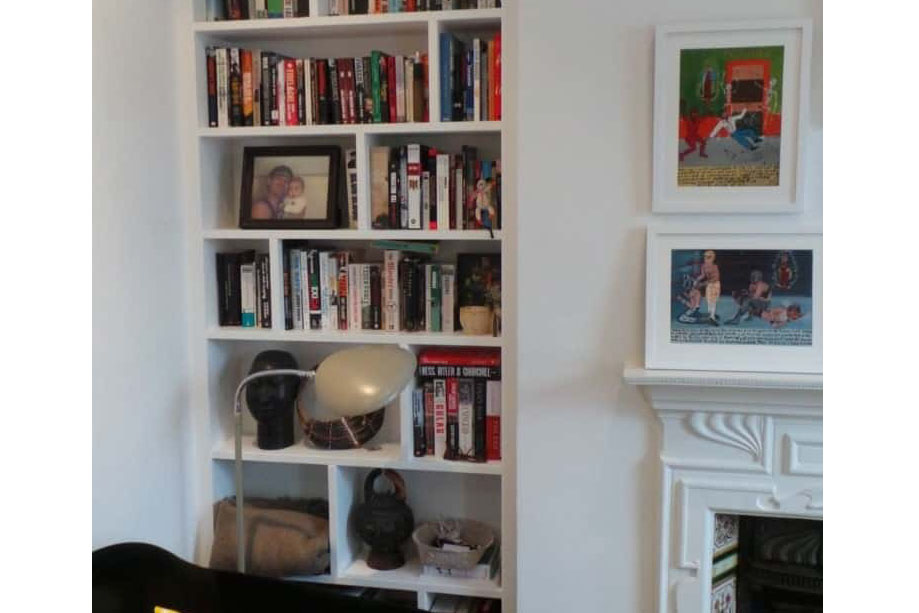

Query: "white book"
left=395, top=55, right=405, bottom=123
left=289, top=249, right=303, bottom=330
left=348, top=263, right=361, bottom=332
left=283, top=0, right=294, bottom=17
left=240, top=263, right=257, bottom=327
left=383, top=251, right=401, bottom=331
left=441, top=264, right=455, bottom=333
left=436, top=154, right=450, bottom=230
left=255, top=0, right=267, bottom=18
left=216, top=48, right=229, bottom=127
left=421, top=170, right=431, bottom=230
left=360, top=264, right=372, bottom=330
left=319, top=252, right=331, bottom=330
left=328, top=252, right=339, bottom=330
left=433, top=379, right=448, bottom=459
left=252, top=50, right=261, bottom=127
left=458, top=379, right=474, bottom=458
left=407, top=144, right=422, bottom=229
left=300, top=250, right=310, bottom=329
left=473, top=38, right=481, bottom=121
left=277, top=58, right=286, bottom=126
left=304, top=58, right=313, bottom=125
left=405, top=57, right=414, bottom=123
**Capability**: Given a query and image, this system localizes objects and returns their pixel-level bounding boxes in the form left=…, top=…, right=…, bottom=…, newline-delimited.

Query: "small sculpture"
left=246, top=350, right=301, bottom=450
left=353, top=469, right=414, bottom=570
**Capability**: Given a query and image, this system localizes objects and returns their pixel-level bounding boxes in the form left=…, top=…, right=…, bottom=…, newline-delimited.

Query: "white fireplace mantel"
left=624, top=367, right=823, bottom=613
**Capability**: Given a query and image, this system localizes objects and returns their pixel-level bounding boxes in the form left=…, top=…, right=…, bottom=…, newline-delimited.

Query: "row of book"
left=282, top=247, right=500, bottom=335
left=412, top=348, right=501, bottom=463
left=370, top=145, right=500, bottom=231
left=216, top=251, right=272, bottom=327
left=217, top=0, right=500, bottom=20
left=440, top=32, right=501, bottom=122
left=206, top=47, right=429, bottom=127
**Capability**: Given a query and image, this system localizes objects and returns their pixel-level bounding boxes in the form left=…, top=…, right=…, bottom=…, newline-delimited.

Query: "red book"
left=387, top=55, right=398, bottom=123
left=317, top=59, right=328, bottom=124
left=406, top=0, right=416, bottom=11
left=241, top=50, right=253, bottom=126
left=493, top=33, right=501, bottom=120
left=418, top=347, right=501, bottom=367
left=285, top=59, right=298, bottom=126
left=486, top=380, right=501, bottom=461
left=446, top=378, right=459, bottom=460
left=346, top=58, right=357, bottom=124
left=337, top=253, right=349, bottom=330
left=206, top=51, right=217, bottom=127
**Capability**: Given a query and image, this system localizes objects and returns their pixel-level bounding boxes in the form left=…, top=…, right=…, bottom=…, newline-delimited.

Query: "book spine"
left=252, top=50, right=262, bottom=126
left=316, top=59, right=328, bottom=124
left=283, top=248, right=292, bottom=329
left=441, top=264, right=454, bottom=333
left=436, top=154, right=449, bottom=230
left=309, top=59, right=319, bottom=124
left=446, top=378, right=459, bottom=459
left=388, top=148, right=400, bottom=228
left=430, top=264, right=442, bottom=332
left=387, top=56, right=398, bottom=123
left=486, top=380, right=501, bottom=460
left=206, top=48, right=218, bottom=127
left=289, top=249, right=303, bottom=329
left=396, top=55, right=407, bottom=122
left=472, top=38, right=481, bottom=121
left=260, top=53, right=270, bottom=125
left=255, top=0, right=267, bottom=18
left=319, top=252, right=331, bottom=330
left=465, top=46, right=474, bottom=120
left=458, top=378, right=475, bottom=459
left=346, top=58, right=357, bottom=124
left=354, top=56, right=366, bottom=124
left=439, top=33, right=451, bottom=122
left=399, top=145, right=408, bottom=228
left=413, top=388, right=426, bottom=457
left=400, top=259, right=413, bottom=330
left=370, top=264, right=382, bottom=330
left=337, top=253, right=350, bottom=330
left=417, top=347, right=501, bottom=365
left=414, top=259, right=426, bottom=331
left=418, top=381, right=434, bottom=458
left=240, top=261, right=257, bottom=327
left=229, top=48, right=243, bottom=126
left=407, top=144, right=422, bottom=229
left=451, top=41, right=463, bottom=120
left=357, top=264, right=370, bottom=329
left=433, top=379, right=447, bottom=459
left=473, top=378, right=487, bottom=461
left=371, top=51, right=383, bottom=123
left=454, top=159, right=464, bottom=230
left=276, top=55, right=286, bottom=125
left=216, top=48, right=229, bottom=127
left=348, top=263, right=361, bottom=331
left=296, top=58, right=306, bottom=125
left=417, top=364, right=501, bottom=379
left=299, top=250, right=310, bottom=327
left=346, top=149, right=358, bottom=229
left=493, top=32, right=501, bottom=120
left=283, top=0, right=294, bottom=17
left=285, top=59, right=298, bottom=125
left=241, top=50, right=254, bottom=125
left=257, top=253, right=272, bottom=328
left=215, top=253, right=231, bottom=325
left=336, top=59, right=348, bottom=124
left=421, top=52, right=429, bottom=122
left=424, top=264, right=433, bottom=332
left=383, top=251, right=401, bottom=331
left=328, top=252, right=339, bottom=330
left=328, top=58, right=342, bottom=124
left=308, top=250, right=322, bottom=330
left=405, top=57, right=414, bottom=122
left=421, top=170, right=431, bottom=230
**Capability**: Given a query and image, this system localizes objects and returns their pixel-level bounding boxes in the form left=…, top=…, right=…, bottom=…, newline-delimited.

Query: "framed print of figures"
left=645, top=225, right=822, bottom=373
left=652, top=20, right=812, bottom=213
left=239, top=146, right=341, bottom=229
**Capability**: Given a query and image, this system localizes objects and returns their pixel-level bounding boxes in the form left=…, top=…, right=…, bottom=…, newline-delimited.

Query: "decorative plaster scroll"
left=757, top=487, right=823, bottom=513
left=687, top=413, right=765, bottom=461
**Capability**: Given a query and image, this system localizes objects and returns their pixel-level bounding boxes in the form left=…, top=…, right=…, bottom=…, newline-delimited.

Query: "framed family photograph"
left=645, top=224, right=822, bottom=373
left=239, top=146, right=341, bottom=229
left=652, top=20, right=812, bottom=213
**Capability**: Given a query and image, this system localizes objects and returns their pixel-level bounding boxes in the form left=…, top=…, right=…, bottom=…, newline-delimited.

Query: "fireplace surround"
left=625, top=368, right=822, bottom=613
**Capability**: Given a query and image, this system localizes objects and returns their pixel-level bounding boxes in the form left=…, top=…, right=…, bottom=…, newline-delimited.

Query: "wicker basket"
left=412, top=520, right=495, bottom=570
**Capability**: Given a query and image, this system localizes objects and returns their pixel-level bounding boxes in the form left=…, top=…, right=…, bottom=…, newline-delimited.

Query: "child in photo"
left=282, top=176, right=309, bottom=218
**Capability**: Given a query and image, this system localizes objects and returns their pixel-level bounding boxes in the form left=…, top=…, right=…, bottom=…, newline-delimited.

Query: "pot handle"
left=364, top=468, right=408, bottom=502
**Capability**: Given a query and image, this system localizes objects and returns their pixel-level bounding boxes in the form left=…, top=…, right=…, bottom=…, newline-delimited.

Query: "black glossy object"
left=353, top=469, right=415, bottom=570
left=246, top=350, right=301, bottom=450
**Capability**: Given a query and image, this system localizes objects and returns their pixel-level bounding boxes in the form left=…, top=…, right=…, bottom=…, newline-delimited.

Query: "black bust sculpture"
left=246, top=350, right=301, bottom=450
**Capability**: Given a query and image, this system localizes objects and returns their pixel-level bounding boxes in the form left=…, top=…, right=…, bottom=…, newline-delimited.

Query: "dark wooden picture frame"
left=239, top=146, right=342, bottom=229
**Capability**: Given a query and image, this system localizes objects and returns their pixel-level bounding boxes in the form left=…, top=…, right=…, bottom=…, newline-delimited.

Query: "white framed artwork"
left=645, top=224, right=822, bottom=373
left=652, top=20, right=812, bottom=213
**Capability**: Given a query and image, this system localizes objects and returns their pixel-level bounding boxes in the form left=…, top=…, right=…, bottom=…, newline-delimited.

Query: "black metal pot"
left=352, top=469, right=414, bottom=570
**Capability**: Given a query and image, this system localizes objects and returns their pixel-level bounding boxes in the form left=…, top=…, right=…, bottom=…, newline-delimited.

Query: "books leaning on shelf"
left=216, top=250, right=272, bottom=328
left=206, top=47, right=429, bottom=127
left=370, top=144, right=500, bottom=231
left=413, top=347, right=501, bottom=462
left=422, top=542, right=500, bottom=580
left=281, top=246, right=476, bottom=335
left=439, top=31, right=501, bottom=122
left=214, top=0, right=502, bottom=21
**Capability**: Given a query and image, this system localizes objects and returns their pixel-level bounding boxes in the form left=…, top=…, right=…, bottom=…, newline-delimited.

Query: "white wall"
left=92, top=0, right=193, bottom=557
left=515, top=1, right=822, bottom=611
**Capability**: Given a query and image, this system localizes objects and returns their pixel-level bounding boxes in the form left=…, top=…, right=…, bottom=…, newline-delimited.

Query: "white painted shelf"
left=207, top=326, right=504, bottom=347
left=203, top=228, right=502, bottom=241
left=199, top=121, right=502, bottom=138
left=213, top=435, right=503, bottom=475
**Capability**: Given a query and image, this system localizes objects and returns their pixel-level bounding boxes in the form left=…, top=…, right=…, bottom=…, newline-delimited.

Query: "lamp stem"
left=232, top=368, right=313, bottom=573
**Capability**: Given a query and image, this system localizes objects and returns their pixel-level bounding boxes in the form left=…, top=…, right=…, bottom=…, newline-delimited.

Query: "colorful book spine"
left=215, top=48, right=229, bottom=127
left=308, top=249, right=322, bottom=329
left=424, top=381, right=435, bottom=456
left=241, top=50, right=254, bottom=125
left=289, top=248, right=303, bottom=329
left=348, top=263, right=362, bottom=331
left=446, top=378, right=459, bottom=459
left=439, top=33, right=452, bottom=122
left=433, top=379, right=448, bottom=459
left=319, top=251, right=331, bottom=330
left=240, top=259, right=257, bottom=327
left=486, top=379, right=501, bottom=460
left=206, top=48, right=218, bottom=127
left=413, top=388, right=426, bottom=457
left=407, top=144, right=422, bottom=229
left=441, top=264, right=455, bottom=333
left=337, top=253, right=350, bottom=330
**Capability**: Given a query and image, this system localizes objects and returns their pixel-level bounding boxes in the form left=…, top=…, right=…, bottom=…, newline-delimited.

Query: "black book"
left=283, top=246, right=292, bottom=330
left=388, top=147, right=400, bottom=229
left=317, top=59, right=330, bottom=125
left=216, top=252, right=242, bottom=326
left=269, top=54, right=279, bottom=126
left=473, top=378, right=487, bottom=461
left=256, top=253, right=272, bottom=329
left=297, top=60, right=306, bottom=125
left=452, top=41, right=464, bottom=121
left=229, top=49, right=243, bottom=126
left=224, top=0, right=248, bottom=19
left=399, top=145, right=408, bottom=229
left=328, top=58, right=342, bottom=125
left=413, top=388, right=426, bottom=457
left=308, top=250, right=321, bottom=330
left=350, top=0, right=369, bottom=14
left=400, top=257, right=416, bottom=331
left=370, top=264, right=382, bottom=330
left=206, top=48, right=218, bottom=127
left=354, top=58, right=366, bottom=124
left=414, top=259, right=426, bottom=331
left=310, top=59, right=320, bottom=124
left=296, top=0, right=310, bottom=16
left=260, top=52, right=271, bottom=126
